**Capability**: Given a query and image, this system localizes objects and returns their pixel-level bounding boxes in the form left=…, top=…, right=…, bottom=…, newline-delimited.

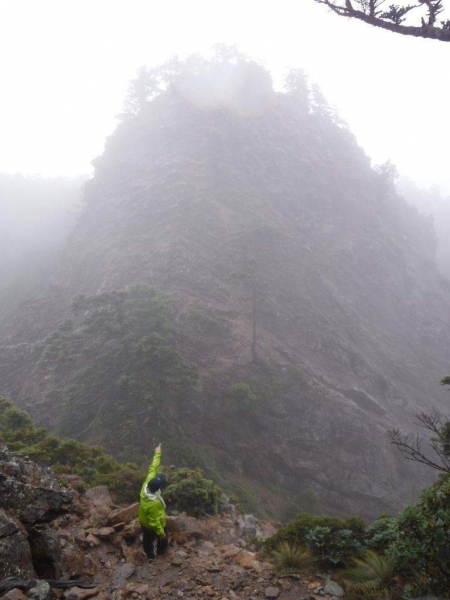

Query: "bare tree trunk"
left=251, top=273, right=257, bottom=362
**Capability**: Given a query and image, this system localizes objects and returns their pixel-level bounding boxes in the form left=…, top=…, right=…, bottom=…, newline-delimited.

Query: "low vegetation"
left=163, top=466, right=223, bottom=516
left=0, top=396, right=144, bottom=503
left=267, top=484, right=450, bottom=598
left=35, top=285, right=199, bottom=462
left=0, top=397, right=223, bottom=513
left=2, top=388, right=449, bottom=596
left=266, top=513, right=367, bottom=566
left=272, top=541, right=317, bottom=574
left=340, top=551, right=397, bottom=600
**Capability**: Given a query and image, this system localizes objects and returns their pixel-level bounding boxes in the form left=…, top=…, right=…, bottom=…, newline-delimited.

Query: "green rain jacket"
left=138, top=451, right=166, bottom=535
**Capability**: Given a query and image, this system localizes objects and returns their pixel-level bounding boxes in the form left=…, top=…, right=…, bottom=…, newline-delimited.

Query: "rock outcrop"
left=0, top=444, right=72, bottom=580
left=0, top=446, right=346, bottom=600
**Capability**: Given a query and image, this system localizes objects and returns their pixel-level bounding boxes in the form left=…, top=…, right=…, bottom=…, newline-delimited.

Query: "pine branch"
left=315, top=0, right=450, bottom=41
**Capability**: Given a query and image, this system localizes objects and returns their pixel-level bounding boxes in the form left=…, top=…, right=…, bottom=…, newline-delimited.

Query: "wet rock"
left=0, top=510, right=35, bottom=579
left=2, top=590, right=27, bottom=600
left=235, top=550, right=256, bottom=568
left=133, top=585, right=150, bottom=595
left=198, top=541, right=215, bottom=556
left=122, top=521, right=141, bottom=543
left=108, top=504, right=139, bottom=526
left=113, top=562, right=136, bottom=588
left=218, top=495, right=236, bottom=520
left=256, top=521, right=278, bottom=541
left=323, top=580, right=344, bottom=597
left=83, top=487, right=112, bottom=528
left=26, top=580, right=50, bottom=600
left=0, top=508, right=19, bottom=537
left=63, top=587, right=100, bottom=600
left=237, top=515, right=260, bottom=540
left=84, top=486, right=112, bottom=508
left=166, top=516, right=211, bottom=544
left=249, top=560, right=263, bottom=573
left=278, top=580, right=291, bottom=591
left=219, top=545, right=241, bottom=560
left=86, top=534, right=102, bottom=547
left=87, top=527, right=115, bottom=541
left=61, top=545, right=95, bottom=577
left=0, top=447, right=72, bottom=525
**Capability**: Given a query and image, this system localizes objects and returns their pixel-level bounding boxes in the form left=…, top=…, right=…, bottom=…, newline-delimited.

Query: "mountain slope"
left=1, top=56, right=449, bottom=518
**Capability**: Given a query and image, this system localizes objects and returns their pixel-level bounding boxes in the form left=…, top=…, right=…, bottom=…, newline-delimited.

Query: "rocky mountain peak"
left=1, top=55, right=450, bottom=518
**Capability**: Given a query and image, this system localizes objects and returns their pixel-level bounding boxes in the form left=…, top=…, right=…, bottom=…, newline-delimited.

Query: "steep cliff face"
left=1, top=59, right=450, bottom=518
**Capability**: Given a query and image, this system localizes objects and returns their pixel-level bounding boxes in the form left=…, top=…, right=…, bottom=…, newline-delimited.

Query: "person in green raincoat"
left=139, top=444, right=169, bottom=559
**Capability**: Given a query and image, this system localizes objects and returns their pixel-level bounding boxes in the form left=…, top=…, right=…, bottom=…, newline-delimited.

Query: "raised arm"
left=143, top=444, right=162, bottom=487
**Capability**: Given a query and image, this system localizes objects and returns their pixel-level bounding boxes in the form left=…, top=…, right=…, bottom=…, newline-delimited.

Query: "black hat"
left=148, top=474, right=167, bottom=493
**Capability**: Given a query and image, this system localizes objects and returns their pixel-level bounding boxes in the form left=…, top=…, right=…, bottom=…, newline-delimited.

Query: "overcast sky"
left=0, top=0, right=449, bottom=193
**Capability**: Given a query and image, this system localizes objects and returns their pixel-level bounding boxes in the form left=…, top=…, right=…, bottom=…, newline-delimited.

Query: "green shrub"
left=305, top=525, right=365, bottom=566
left=163, top=466, right=223, bottom=516
left=272, top=541, right=317, bottom=574
left=266, top=512, right=366, bottom=566
left=94, top=464, right=144, bottom=504
left=389, top=474, right=450, bottom=597
left=365, top=515, right=399, bottom=553
left=0, top=396, right=145, bottom=504
left=0, top=406, right=33, bottom=430
left=228, top=382, right=258, bottom=413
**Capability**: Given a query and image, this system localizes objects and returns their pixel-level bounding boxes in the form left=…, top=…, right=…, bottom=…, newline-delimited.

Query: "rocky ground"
left=0, top=444, right=345, bottom=600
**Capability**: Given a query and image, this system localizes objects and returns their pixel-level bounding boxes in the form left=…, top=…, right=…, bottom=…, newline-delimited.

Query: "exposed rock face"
left=1, top=72, right=450, bottom=517
left=1, top=482, right=337, bottom=600
left=0, top=445, right=72, bottom=580
left=0, top=510, right=35, bottom=579
left=0, top=446, right=72, bottom=525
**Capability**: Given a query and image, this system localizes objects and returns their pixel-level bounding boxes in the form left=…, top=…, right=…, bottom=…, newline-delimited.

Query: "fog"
left=0, top=174, right=85, bottom=325
left=2, top=0, right=450, bottom=289
left=0, top=1, right=450, bottom=308
left=0, top=0, right=450, bottom=190
left=2, top=28, right=450, bottom=527
left=397, top=178, right=450, bottom=278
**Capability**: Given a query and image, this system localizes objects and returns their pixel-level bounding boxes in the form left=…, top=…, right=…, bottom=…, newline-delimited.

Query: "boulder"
left=2, top=590, right=27, bottom=600
left=86, top=526, right=115, bottom=541
left=166, top=515, right=211, bottom=544
left=237, top=515, right=260, bottom=539
left=0, top=447, right=72, bottom=525
left=108, top=503, right=139, bottom=526
left=235, top=550, right=257, bottom=568
left=0, top=509, right=19, bottom=537
left=83, top=487, right=112, bottom=527
left=256, top=521, right=278, bottom=540
left=25, top=580, right=50, bottom=600
left=63, top=587, right=100, bottom=600
left=84, top=486, right=112, bottom=508
left=218, top=495, right=237, bottom=519
left=60, top=545, right=90, bottom=577
left=0, top=510, right=35, bottom=579
left=323, top=579, right=344, bottom=598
